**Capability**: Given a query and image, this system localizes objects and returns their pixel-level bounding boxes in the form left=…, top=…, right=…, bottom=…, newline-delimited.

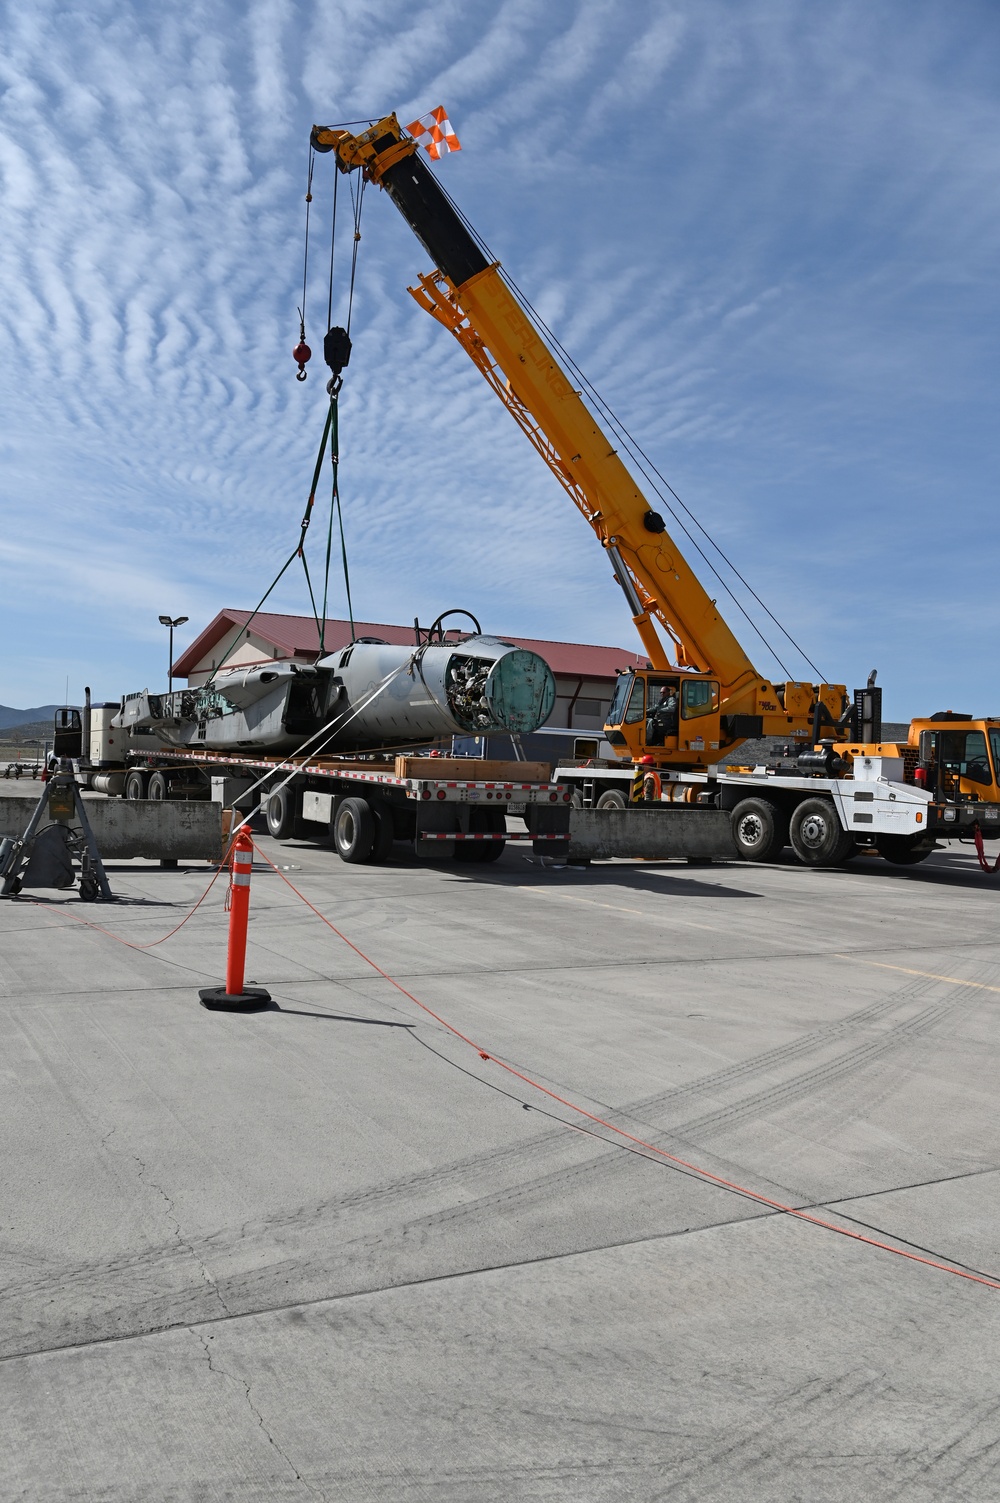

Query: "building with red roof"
left=172, top=609, right=648, bottom=731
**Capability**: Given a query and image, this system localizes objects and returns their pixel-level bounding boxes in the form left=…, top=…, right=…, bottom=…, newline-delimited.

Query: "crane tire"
left=266, top=786, right=297, bottom=840
left=789, top=797, right=855, bottom=867
left=124, top=769, right=147, bottom=801
left=730, top=797, right=788, bottom=862
left=877, top=835, right=934, bottom=866
left=334, top=797, right=375, bottom=864
left=595, top=788, right=628, bottom=810
left=147, top=771, right=169, bottom=801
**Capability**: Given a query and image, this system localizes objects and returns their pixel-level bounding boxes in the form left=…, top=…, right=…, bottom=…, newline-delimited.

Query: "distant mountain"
left=0, top=705, right=60, bottom=731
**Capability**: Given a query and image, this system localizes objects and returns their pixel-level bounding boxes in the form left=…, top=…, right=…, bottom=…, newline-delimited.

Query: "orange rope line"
left=251, top=838, right=1000, bottom=1293
left=23, top=859, right=230, bottom=951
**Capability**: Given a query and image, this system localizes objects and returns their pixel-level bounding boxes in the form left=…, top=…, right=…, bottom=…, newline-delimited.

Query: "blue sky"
left=0, top=0, right=997, bottom=718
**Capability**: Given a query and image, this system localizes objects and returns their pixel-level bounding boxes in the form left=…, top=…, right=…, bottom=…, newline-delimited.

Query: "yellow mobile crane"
left=310, top=115, right=1000, bottom=867
left=311, top=114, right=851, bottom=770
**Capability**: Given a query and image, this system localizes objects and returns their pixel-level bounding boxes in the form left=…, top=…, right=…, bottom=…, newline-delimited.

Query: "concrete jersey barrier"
left=568, top=806, right=737, bottom=861
left=0, top=798, right=223, bottom=861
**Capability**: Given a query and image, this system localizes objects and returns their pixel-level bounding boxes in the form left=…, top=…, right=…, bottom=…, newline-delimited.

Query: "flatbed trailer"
left=110, top=747, right=573, bottom=866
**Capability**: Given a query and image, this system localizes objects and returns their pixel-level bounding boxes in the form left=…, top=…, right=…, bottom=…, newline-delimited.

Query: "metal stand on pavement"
left=0, top=762, right=113, bottom=901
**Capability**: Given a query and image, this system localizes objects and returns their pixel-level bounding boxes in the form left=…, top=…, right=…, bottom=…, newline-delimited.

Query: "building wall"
left=186, top=628, right=286, bottom=686
left=550, top=676, right=615, bottom=730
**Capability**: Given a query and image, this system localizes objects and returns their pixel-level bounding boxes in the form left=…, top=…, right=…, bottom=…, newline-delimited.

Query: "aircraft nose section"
left=483, top=650, right=556, bottom=734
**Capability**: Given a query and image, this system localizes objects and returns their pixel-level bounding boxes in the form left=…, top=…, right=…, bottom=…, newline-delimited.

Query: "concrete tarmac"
left=2, top=800, right=1000, bottom=1499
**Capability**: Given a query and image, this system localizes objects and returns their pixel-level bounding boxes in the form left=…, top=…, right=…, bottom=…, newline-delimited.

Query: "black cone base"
left=199, top=986, right=272, bottom=1012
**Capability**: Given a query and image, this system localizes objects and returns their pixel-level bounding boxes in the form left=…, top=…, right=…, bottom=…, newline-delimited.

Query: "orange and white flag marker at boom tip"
left=405, top=105, right=461, bottom=160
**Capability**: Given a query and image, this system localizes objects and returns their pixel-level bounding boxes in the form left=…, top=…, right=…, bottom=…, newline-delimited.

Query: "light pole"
left=159, top=615, right=189, bottom=693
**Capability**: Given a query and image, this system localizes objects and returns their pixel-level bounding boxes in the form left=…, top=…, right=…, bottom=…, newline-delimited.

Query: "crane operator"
left=646, top=682, right=679, bottom=746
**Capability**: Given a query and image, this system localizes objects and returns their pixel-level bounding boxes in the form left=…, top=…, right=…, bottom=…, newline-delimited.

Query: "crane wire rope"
left=434, top=177, right=824, bottom=683
left=296, top=144, right=316, bottom=363
left=207, top=163, right=367, bottom=684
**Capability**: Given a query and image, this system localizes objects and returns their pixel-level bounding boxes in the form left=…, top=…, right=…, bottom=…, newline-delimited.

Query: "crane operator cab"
left=915, top=722, right=1000, bottom=803
left=605, top=669, right=721, bottom=765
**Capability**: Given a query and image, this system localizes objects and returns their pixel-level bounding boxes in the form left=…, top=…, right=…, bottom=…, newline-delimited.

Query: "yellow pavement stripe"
left=837, top=955, right=1000, bottom=994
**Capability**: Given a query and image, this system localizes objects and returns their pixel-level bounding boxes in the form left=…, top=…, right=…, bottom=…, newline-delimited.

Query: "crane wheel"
left=333, top=797, right=375, bottom=864
left=147, top=771, right=169, bottom=801
left=730, top=797, right=789, bottom=862
left=595, top=788, right=628, bottom=810
left=877, top=834, right=934, bottom=866
left=789, top=797, right=856, bottom=867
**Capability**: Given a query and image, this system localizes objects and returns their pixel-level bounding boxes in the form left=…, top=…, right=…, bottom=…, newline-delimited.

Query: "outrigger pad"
left=198, top=986, right=272, bottom=1013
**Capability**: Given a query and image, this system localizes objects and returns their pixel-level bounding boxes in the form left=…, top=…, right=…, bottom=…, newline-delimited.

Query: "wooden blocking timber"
left=394, top=757, right=553, bottom=783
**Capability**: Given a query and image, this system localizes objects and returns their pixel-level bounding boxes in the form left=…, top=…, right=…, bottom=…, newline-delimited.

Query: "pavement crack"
left=192, top=1329, right=319, bottom=1496
left=133, top=1155, right=230, bottom=1318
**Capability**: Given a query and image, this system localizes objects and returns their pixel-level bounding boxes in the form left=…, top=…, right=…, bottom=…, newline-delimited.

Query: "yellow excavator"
left=309, top=114, right=1000, bottom=867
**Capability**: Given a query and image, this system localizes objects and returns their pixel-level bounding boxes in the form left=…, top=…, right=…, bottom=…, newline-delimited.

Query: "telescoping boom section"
left=310, top=114, right=850, bottom=770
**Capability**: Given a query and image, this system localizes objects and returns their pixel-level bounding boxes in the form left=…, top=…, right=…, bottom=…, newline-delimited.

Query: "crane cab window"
left=645, top=679, right=679, bottom=745
left=925, top=729, right=992, bottom=787
left=989, top=730, right=1000, bottom=783
left=606, top=673, right=634, bottom=725
left=681, top=681, right=720, bottom=720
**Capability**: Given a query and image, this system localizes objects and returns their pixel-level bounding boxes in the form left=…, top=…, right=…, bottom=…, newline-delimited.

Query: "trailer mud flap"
left=415, top=802, right=457, bottom=859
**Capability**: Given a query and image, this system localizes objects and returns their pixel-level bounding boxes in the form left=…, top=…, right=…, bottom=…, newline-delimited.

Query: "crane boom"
left=311, top=115, right=849, bottom=768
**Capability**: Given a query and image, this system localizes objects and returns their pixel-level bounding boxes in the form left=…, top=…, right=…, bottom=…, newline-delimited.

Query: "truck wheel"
left=596, top=788, right=628, bottom=810
left=877, top=835, right=934, bottom=866
left=730, top=797, right=788, bottom=863
left=147, top=771, right=169, bottom=800
left=266, top=786, right=297, bottom=840
left=333, top=797, right=375, bottom=863
left=124, top=769, right=146, bottom=801
left=790, top=797, right=856, bottom=867
left=570, top=789, right=584, bottom=809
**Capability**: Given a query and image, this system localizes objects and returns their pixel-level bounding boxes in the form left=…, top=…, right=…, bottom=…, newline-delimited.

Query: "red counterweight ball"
left=293, top=341, right=312, bottom=366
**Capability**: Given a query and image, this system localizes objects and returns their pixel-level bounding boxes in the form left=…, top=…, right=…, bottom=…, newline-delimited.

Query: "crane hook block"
left=324, top=326, right=352, bottom=377
left=293, top=340, right=312, bottom=381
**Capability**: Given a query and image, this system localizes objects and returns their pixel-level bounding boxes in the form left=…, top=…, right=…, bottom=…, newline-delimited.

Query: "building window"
left=574, top=699, right=602, bottom=718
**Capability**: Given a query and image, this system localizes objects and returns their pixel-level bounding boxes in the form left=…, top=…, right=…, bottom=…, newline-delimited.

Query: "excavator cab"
left=605, top=670, right=721, bottom=766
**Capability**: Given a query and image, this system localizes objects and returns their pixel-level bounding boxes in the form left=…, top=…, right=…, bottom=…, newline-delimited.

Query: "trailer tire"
left=147, top=771, right=169, bottom=801
left=455, top=808, right=506, bottom=863
left=333, top=797, right=375, bottom=864
left=124, top=769, right=147, bottom=801
left=730, top=797, right=788, bottom=863
left=266, top=786, right=297, bottom=840
left=596, top=788, right=628, bottom=810
left=790, top=797, right=856, bottom=867
left=570, top=789, right=584, bottom=810
left=877, top=834, right=934, bottom=866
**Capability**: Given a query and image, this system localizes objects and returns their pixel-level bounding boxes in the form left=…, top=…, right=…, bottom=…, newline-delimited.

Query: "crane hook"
left=293, top=307, right=311, bottom=381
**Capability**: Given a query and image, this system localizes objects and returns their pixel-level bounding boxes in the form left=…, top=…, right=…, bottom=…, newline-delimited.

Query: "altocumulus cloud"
left=0, top=0, right=998, bottom=715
